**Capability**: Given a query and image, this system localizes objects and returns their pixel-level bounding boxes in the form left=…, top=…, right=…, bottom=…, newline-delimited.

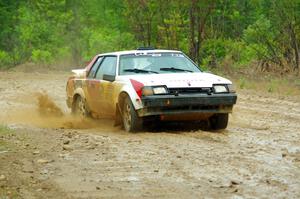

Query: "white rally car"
left=66, top=48, right=237, bottom=132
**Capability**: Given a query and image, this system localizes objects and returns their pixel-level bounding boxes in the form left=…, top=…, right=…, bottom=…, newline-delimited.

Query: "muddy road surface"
left=0, top=71, right=300, bottom=199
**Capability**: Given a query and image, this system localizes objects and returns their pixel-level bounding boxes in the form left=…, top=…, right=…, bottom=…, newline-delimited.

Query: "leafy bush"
left=243, top=16, right=275, bottom=44
left=200, top=39, right=258, bottom=69
left=82, top=28, right=137, bottom=61
left=201, top=39, right=227, bottom=63
left=31, top=49, right=53, bottom=65
left=243, top=16, right=282, bottom=65
left=0, top=50, right=13, bottom=68
left=56, top=47, right=72, bottom=61
left=225, top=41, right=258, bottom=68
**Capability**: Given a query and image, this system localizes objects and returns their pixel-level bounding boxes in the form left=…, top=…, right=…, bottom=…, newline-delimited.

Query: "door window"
left=88, top=57, right=103, bottom=78
left=95, top=56, right=117, bottom=79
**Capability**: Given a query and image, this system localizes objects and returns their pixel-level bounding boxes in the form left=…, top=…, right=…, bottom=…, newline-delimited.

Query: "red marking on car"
left=130, top=79, right=144, bottom=98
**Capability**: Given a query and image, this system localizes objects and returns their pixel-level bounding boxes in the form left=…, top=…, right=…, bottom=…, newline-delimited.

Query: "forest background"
left=0, top=0, right=299, bottom=78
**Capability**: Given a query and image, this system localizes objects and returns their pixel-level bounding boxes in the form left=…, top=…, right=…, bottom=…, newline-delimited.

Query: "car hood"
left=124, top=72, right=232, bottom=88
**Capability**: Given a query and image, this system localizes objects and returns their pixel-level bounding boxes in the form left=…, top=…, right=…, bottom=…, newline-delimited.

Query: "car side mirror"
left=103, top=74, right=115, bottom=82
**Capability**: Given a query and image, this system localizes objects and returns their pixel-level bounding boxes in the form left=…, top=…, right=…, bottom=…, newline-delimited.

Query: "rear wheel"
left=209, top=113, right=228, bottom=130
left=72, top=96, right=89, bottom=118
left=122, top=96, right=143, bottom=132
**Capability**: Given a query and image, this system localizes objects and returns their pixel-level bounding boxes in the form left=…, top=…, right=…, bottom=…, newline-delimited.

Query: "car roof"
left=96, top=49, right=182, bottom=57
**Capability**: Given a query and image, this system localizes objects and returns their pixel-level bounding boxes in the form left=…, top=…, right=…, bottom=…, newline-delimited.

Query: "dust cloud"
left=36, top=92, right=64, bottom=117
left=3, top=92, right=113, bottom=130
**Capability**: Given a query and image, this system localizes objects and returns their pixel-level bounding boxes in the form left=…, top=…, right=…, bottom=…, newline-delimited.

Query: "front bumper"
left=137, top=93, right=237, bottom=117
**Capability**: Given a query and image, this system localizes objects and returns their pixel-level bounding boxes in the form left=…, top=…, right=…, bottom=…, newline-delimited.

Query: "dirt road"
left=0, top=71, right=300, bottom=199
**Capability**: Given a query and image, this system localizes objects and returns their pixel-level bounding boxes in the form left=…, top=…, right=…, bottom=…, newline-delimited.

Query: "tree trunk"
left=66, top=0, right=82, bottom=66
left=188, top=0, right=214, bottom=64
left=158, top=1, right=171, bottom=48
left=289, top=23, right=299, bottom=73
left=189, top=0, right=197, bottom=61
left=147, top=19, right=152, bottom=46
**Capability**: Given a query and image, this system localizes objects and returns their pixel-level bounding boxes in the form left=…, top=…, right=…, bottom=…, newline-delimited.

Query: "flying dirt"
left=1, top=89, right=107, bottom=130
left=36, top=92, right=64, bottom=117
left=0, top=71, right=300, bottom=199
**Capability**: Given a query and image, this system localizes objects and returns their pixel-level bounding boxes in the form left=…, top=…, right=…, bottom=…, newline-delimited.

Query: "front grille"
left=160, top=105, right=219, bottom=111
left=168, top=87, right=213, bottom=95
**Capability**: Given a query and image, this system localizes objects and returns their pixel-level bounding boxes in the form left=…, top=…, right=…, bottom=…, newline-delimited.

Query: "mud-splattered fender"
left=73, top=87, right=86, bottom=101
left=117, top=83, right=143, bottom=111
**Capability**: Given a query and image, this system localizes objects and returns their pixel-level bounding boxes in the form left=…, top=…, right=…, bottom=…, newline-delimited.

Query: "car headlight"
left=153, top=86, right=168, bottom=94
left=142, top=86, right=154, bottom=96
left=213, top=85, right=228, bottom=93
left=142, top=86, right=168, bottom=96
left=227, top=84, right=236, bottom=93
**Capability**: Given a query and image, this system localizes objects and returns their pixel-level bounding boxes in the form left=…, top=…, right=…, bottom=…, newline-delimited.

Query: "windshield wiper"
left=124, top=68, right=158, bottom=74
left=160, top=67, right=193, bottom=73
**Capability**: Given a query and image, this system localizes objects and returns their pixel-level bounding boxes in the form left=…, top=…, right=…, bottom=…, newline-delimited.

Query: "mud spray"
left=3, top=92, right=114, bottom=130
left=36, top=92, right=64, bottom=117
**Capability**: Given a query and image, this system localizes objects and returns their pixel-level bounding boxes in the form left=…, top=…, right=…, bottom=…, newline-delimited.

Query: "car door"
left=85, top=56, right=103, bottom=115
left=94, top=56, right=117, bottom=117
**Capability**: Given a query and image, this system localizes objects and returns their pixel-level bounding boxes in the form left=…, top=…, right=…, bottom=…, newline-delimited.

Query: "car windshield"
left=119, top=52, right=201, bottom=75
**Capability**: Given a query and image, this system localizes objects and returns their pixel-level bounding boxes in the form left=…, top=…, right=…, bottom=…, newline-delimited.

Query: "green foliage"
left=202, top=39, right=227, bottom=61
left=201, top=56, right=213, bottom=70
left=243, top=16, right=274, bottom=44
left=82, top=28, right=137, bottom=61
left=200, top=39, right=258, bottom=69
left=239, top=77, right=246, bottom=89
left=243, top=16, right=281, bottom=63
left=0, top=50, right=13, bottom=68
left=31, top=49, right=53, bottom=65
left=226, top=41, right=258, bottom=68
left=0, top=0, right=299, bottom=73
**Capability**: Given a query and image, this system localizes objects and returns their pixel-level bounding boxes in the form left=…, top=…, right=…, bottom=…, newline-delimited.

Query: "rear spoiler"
left=71, top=69, right=87, bottom=78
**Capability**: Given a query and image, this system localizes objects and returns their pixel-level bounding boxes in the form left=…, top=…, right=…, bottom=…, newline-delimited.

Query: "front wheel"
left=72, top=96, right=89, bottom=118
left=209, top=113, right=229, bottom=130
left=122, top=96, right=143, bottom=132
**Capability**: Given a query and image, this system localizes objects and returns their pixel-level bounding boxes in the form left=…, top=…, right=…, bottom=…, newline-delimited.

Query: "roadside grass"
left=233, top=76, right=300, bottom=96
left=0, top=124, right=14, bottom=151
left=0, top=188, right=19, bottom=199
left=209, top=63, right=300, bottom=97
left=0, top=124, right=12, bottom=134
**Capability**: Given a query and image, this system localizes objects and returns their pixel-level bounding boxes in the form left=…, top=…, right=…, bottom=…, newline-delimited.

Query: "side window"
left=95, top=56, right=117, bottom=79
left=88, top=57, right=103, bottom=78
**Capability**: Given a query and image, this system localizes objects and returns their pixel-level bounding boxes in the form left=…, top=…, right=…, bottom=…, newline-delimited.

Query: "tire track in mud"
left=231, top=92, right=300, bottom=134
left=237, top=101, right=300, bottom=122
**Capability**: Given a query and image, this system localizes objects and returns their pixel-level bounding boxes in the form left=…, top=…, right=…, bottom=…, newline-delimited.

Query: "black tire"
left=122, top=96, right=143, bottom=132
left=72, top=95, right=89, bottom=118
left=209, top=113, right=229, bottom=130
